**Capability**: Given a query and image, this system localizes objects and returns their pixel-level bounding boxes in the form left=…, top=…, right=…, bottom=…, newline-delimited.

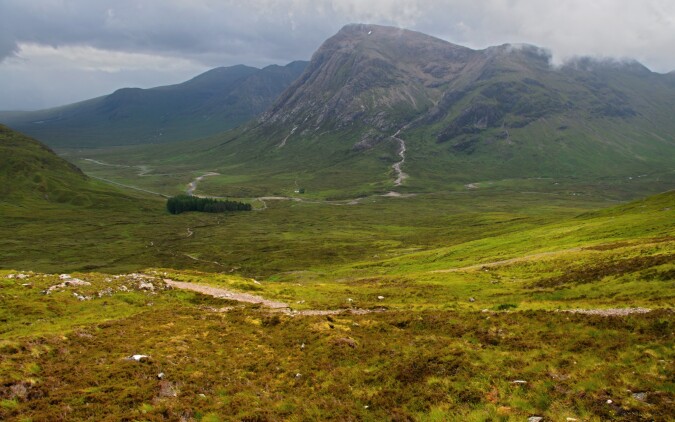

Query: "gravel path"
left=186, top=172, right=220, bottom=195
left=562, top=307, right=652, bottom=316
left=164, top=279, right=386, bottom=316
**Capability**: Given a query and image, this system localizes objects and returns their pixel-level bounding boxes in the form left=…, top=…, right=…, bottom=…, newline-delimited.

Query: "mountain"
left=0, top=61, right=307, bottom=148
left=166, top=23, right=674, bottom=197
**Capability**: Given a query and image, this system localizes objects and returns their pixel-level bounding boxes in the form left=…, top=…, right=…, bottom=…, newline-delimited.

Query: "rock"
left=606, top=399, right=613, bottom=404
left=295, top=373, right=302, bottom=378
left=73, top=293, right=89, bottom=301
left=10, top=383, right=28, bottom=399
left=631, top=392, right=647, bottom=401
left=21, top=283, right=32, bottom=287
left=512, top=380, right=527, bottom=384
left=16, top=274, right=29, bottom=279
left=469, top=297, right=476, bottom=302
left=157, top=372, right=165, bottom=379
left=528, top=417, right=543, bottom=422
left=128, top=354, right=149, bottom=362
left=377, top=296, right=384, bottom=300
left=566, top=418, right=578, bottom=421
left=6, top=274, right=15, bottom=279
left=59, top=274, right=71, bottom=280
left=138, top=281, right=155, bottom=291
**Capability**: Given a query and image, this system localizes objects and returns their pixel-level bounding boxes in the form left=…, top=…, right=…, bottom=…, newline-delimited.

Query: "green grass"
left=1, top=125, right=673, bottom=420
left=0, top=273, right=671, bottom=421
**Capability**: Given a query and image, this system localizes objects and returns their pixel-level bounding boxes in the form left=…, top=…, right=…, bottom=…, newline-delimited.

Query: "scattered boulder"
left=138, top=281, right=155, bottom=291
left=44, top=278, right=91, bottom=294
left=9, top=382, right=29, bottom=399
left=632, top=392, right=647, bottom=401
left=127, top=354, right=150, bottom=362
left=527, top=417, right=543, bottom=422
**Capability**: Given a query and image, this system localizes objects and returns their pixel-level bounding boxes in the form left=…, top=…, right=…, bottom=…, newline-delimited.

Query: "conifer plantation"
left=166, top=195, right=252, bottom=214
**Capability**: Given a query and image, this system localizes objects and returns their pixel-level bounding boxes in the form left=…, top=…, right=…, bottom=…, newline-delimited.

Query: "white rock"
left=138, top=281, right=155, bottom=291
left=157, top=372, right=165, bottom=379
left=295, top=373, right=302, bottom=378
left=129, top=354, right=149, bottom=361
left=59, top=274, right=71, bottom=280
left=377, top=296, right=384, bottom=300
left=606, top=399, right=613, bottom=404
left=512, top=380, right=527, bottom=384
left=527, top=417, right=543, bottom=422
left=6, top=274, right=15, bottom=279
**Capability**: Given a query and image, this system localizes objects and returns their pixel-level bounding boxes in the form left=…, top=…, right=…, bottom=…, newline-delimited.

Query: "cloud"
left=1, top=0, right=674, bottom=109
left=2, top=0, right=674, bottom=69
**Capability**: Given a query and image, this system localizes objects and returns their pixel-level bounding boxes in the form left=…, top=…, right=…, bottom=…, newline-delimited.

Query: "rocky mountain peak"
left=261, top=24, right=478, bottom=133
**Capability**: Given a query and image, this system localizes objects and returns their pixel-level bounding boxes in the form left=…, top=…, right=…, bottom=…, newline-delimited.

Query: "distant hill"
left=0, top=61, right=307, bottom=148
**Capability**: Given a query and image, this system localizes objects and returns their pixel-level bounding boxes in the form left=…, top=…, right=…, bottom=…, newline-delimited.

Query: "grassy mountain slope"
left=0, top=62, right=307, bottom=148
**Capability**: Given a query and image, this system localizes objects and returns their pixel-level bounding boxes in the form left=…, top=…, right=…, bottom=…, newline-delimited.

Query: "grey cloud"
left=3, top=0, right=674, bottom=70
left=1, top=0, right=674, bottom=110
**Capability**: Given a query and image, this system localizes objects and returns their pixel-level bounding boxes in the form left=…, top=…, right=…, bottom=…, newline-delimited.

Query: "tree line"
left=166, top=195, right=252, bottom=214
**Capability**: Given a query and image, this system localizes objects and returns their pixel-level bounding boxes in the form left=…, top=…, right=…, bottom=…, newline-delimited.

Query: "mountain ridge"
left=0, top=61, right=308, bottom=148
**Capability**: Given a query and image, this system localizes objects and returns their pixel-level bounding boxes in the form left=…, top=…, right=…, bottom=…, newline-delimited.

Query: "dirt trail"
left=163, top=280, right=657, bottom=318
left=164, top=280, right=386, bottom=316
left=430, top=247, right=583, bottom=273
left=186, top=172, right=220, bottom=195
left=89, top=175, right=167, bottom=197
left=84, top=158, right=152, bottom=177
left=561, top=308, right=652, bottom=316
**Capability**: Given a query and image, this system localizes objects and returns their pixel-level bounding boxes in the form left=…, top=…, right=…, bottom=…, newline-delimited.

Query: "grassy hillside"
left=0, top=190, right=672, bottom=421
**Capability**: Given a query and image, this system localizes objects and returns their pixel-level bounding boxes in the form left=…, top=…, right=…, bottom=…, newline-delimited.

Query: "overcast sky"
left=1, top=0, right=674, bottom=110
